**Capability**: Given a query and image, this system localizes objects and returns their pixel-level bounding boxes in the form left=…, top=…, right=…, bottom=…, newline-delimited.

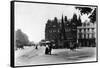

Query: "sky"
left=15, top=2, right=93, bottom=43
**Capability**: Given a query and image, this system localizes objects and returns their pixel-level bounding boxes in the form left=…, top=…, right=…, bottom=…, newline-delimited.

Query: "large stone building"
left=77, top=22, right=96, bottom=47
left=45, top=15, right=78, bottom=48
left=45, top=17, right=60, bottom=42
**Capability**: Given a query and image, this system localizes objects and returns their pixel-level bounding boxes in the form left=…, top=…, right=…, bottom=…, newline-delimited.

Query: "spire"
left=61, top=14, right=64, bottom=25
left=77, top=15, right=82, bottom=26
left=62, top=14, right=63, bottom=22
left=60, top=14, right=66, bottom=40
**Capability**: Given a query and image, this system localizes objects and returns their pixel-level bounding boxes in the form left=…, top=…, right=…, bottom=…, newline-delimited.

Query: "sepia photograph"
left=11, top=1, right=98, bottom=67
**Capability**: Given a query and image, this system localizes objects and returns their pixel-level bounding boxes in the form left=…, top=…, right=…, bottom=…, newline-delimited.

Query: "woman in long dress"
left=45, top=45, right=49, bottom=54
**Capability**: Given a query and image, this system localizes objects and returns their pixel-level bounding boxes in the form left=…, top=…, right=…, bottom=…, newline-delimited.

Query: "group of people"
left=45, top=43, right=52, bottom=55
left=34, top=42, right=53, bottom=55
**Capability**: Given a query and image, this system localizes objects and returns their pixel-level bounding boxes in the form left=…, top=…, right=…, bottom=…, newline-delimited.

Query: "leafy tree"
left=16, top=29, right=29, bottom=47
left=89, top=8, right=96, bottom=23
left=75, top=7, right=96, bottom=23
left=75, top=7, right=92, bottom=15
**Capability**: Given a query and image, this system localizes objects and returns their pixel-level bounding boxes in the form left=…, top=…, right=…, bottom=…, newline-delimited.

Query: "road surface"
left=15, top=46, right=97, bottom=66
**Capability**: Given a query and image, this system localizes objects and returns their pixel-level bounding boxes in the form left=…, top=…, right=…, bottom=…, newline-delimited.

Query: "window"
left=89, top=34, right=92, bottom=38
left=82, top=34, right=84, bottom=38
left=86, top=34, right=88, bottom=39
left=81, top=29, right=84, bottom=33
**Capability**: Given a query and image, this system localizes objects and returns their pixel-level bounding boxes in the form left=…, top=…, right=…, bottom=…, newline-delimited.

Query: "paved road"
left=15, top=46, right=96, bottom=66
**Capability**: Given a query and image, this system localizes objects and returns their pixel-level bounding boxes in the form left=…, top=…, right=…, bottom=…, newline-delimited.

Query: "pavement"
left=15, top=46, right=97, bottom=66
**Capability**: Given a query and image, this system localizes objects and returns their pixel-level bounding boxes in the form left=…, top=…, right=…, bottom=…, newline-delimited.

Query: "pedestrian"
left=35, top=45, right=38, bottom=49
left=45, top=44, right=49, bottom=54
left=49, top=43, right=52, bottom=55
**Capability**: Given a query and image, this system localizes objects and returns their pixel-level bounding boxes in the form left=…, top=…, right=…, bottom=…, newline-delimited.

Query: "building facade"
left=45, top=16, right=78, bottom=48
left=77, top=22, right=96, bottom=47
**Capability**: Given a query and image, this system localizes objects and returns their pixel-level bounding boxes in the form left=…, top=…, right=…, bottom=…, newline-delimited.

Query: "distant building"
left=77, top=22, right=96, bottom=47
